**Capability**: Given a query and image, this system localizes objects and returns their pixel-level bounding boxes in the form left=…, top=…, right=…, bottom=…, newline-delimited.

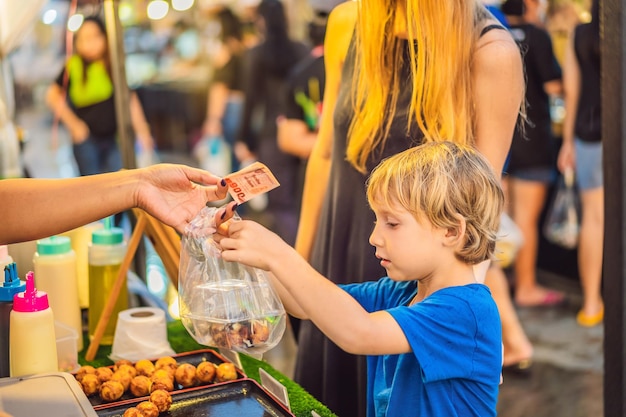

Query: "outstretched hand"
left=135, top=164, right=230, bottom=233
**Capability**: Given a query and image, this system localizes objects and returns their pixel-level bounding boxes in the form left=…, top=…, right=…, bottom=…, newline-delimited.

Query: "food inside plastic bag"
left=178, top=206, right=286, bottom=355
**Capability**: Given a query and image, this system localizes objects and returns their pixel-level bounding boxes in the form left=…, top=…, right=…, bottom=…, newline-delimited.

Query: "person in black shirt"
left=557, top=0, right=603, bottom=327
left=45, top=16, right=153, bottom=176
left=236, top=0, right=308, bottom=246
left=502, top=0, right=565, bottom=308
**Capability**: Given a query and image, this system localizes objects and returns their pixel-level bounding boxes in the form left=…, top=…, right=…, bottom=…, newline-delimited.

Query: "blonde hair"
left=366, top=141, right=504, bottom=264
left=347, top=1, right=489, bottom=173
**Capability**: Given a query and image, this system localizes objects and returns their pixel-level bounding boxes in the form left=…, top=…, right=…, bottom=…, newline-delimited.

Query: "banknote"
left=224, top=161, right=280, bottom=204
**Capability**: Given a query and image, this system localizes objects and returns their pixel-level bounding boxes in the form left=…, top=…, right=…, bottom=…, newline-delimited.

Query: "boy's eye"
left=386, top=222, right=399, bottom=228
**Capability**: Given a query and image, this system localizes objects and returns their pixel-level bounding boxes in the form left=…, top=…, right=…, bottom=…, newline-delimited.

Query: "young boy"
left=218, top=141, right=504, bottom=417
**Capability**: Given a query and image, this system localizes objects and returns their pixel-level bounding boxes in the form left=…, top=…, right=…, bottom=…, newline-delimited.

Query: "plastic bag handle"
left=564, top=168, right=575, bottom=188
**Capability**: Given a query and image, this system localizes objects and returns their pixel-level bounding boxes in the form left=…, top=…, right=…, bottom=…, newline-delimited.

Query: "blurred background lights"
left=147, top=0, right=169, bottom=20
left=42, top=9, right=57, bottom=25
left=67, top=14, right=84, bottom=32
left=172, top=0, right=194, bottom=11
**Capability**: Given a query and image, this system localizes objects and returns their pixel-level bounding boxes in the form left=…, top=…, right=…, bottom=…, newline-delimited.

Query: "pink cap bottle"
left=9, top=272, right=58, bottom=377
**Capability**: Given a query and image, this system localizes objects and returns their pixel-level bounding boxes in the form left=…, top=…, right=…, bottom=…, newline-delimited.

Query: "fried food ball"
left=99, top=380, right=125, bottom=402
left=114, top=359, right=133, bottom=371
left=76, top=365, right=96, bottom=382
left=95, top=366, right=114, bottom=383
left=195, top=361, right=216, bottom=384
left=80, top=373, right=100, bottom=396
left=216, top=362, right=238, bottom=382
left=150, top=377, right=174, bottom=392
left=150, top=389, right=173, bottom=412
left=155, top=356, right=177, bottom=371
left=134, top=359, right=155, bottom=377
left=111, top=370, right=132, bottom=392
left=251, top=320, right=270, bottom=344
left=129, top=375, right=152, bottom=397
left=122, top=407, right=142, bottom=417
left=136, top=401, right=159, bottom=417
left=117, top=363, right=138, bottom=378
left=174, top=363, right=197, bottom=388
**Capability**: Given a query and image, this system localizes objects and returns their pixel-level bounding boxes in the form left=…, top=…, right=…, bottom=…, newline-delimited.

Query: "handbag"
left=543, top=169, right=581, bottom=250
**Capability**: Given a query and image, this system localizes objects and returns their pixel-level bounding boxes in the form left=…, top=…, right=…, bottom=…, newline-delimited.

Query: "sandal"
left=577, top=307, right=604, bottom=327
left=516, top=290, right=566, bottom=308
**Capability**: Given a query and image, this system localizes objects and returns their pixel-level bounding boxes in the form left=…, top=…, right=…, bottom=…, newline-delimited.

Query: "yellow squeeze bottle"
left=88, top=218, right=128, bottom=345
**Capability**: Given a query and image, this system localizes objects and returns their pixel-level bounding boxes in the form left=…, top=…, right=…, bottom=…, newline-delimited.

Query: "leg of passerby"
left=511, top=178, right=564, bottom=307
left=576, top=186, right=604, bottom=326
left=485, top=265, right=534, bottom=372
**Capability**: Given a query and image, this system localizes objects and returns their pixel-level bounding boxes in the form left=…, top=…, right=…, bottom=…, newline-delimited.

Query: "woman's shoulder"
left=324, top=1, right=358, bottom=63
left=474, top=21, right=522, bottom=73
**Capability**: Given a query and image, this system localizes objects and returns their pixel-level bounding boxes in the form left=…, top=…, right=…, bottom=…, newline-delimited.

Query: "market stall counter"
left=77, top=320, right=338, bottom=417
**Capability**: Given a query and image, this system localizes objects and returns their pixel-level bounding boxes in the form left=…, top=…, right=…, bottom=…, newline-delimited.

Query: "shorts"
left=507, top=166, right=556, bottom=184
left=575, top=138, right=603, bottom=191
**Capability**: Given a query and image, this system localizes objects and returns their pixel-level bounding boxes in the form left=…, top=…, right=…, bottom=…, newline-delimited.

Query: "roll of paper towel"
left=110, top=307, right=175, bottom=362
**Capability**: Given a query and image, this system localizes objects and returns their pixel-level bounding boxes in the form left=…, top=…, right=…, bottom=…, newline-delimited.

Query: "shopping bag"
left=178, top=205, right=286, bottom=355
left=543, top=169, right=581, bottom=250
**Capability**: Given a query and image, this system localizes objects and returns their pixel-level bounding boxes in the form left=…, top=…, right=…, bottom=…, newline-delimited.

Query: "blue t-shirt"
left=341, top=278, right=502, bottom=417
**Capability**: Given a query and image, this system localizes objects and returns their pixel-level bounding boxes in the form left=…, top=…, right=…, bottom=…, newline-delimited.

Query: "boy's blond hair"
left=366, top=141, right=504, bottom=265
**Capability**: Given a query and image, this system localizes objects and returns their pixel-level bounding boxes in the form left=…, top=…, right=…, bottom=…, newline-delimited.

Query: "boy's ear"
left=443, top=215, right=466, bottom=247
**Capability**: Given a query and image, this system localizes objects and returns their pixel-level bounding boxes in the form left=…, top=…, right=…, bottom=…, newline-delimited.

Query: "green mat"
left=79, top=320, right=337, bottom=417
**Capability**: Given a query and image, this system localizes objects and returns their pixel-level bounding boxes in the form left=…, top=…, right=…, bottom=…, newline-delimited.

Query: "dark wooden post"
left=103, top=0, right=135, bottom=170
left=602, top=0, right=626, bottom=415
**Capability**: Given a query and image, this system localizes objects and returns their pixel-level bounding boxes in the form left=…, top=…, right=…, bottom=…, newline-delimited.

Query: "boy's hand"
left=218, top=220, right=286, bottom=271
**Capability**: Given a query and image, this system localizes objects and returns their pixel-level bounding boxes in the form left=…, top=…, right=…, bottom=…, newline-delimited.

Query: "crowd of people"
left=5, top=0, right=603, bottom=416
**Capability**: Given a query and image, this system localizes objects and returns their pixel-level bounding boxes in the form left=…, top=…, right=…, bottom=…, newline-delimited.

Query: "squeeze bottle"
left=33, top=236, right=83, bottom=351
left=10, top=271, right=58, bottom=377
left=0, top=262, right=25, bottom=377
left=88, top=218, right=128, bottom=345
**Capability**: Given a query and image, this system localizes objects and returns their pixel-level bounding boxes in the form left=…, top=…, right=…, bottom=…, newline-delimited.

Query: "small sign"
left=259, top=367, right=290, bottom=410
left=219, top=349, right=243, bottom=370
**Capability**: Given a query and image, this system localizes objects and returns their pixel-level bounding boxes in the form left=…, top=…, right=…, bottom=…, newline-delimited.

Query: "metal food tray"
left=95, top=378, right=295, bottom=417
left=74, top=349, right=246, bottom=409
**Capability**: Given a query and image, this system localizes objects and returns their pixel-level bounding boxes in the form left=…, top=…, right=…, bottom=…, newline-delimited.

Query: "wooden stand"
left=84, top=210, right=181, bottom=361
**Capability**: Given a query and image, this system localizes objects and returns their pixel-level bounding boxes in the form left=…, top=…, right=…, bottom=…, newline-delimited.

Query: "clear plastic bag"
left=178, top=206, right=286, bottom=355
left=494, top=212, right=524, bottom=268
left=543, top=170, right=581, bottom=250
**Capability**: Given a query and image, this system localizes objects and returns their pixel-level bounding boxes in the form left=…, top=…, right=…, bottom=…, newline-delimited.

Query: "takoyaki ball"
left=111, top=370, right=132, bottom=391
left=95, top=366, right=114, bottom=383
left=80, top=373, right=100, bottom=396
left=195, top=361, right=216, bottom=384
left=114, top=359, right=133, bottom=371
left=122, top=407, right=142, bottom=417
left=150, top=389, right=173, bottom=413
left=117, top=363, right=137, bottom=378
left=99, top=380, right=125, bottom=402
left=134, top=359, right=155, bottom=377
left=216, top=362, right=238, bottom=382
left=174, top=363, right=197, bottom=388
left=150, top=377, right=174, bottom=392
left=154, top=356, right=177, bottom=373
left=251, top=321, right=270, bottom=344
left=76, top=365, right=96, bottom=382
left=136, top=401, right=159, bottom=417
left=130, top=375, right=152, bottom=397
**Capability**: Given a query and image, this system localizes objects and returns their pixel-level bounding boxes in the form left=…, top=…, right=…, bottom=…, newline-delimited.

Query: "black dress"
left=294, top=37, right=424, bottom=417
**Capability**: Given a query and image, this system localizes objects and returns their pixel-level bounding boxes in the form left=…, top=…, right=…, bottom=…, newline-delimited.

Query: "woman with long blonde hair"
left=293, top=1, right=525, bottom=415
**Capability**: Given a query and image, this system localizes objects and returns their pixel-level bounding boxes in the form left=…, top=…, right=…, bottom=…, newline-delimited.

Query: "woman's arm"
left=277, top=119, right=317, bottom=159
left=294, top=2, right=357, bottom=260
left=0, top=164, right=230, bottom=244
left=557, top=32, right=580, bottom=173
left=45, top=83, right=89, bottom=143
left=472, top=28, right=525, bottom=175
